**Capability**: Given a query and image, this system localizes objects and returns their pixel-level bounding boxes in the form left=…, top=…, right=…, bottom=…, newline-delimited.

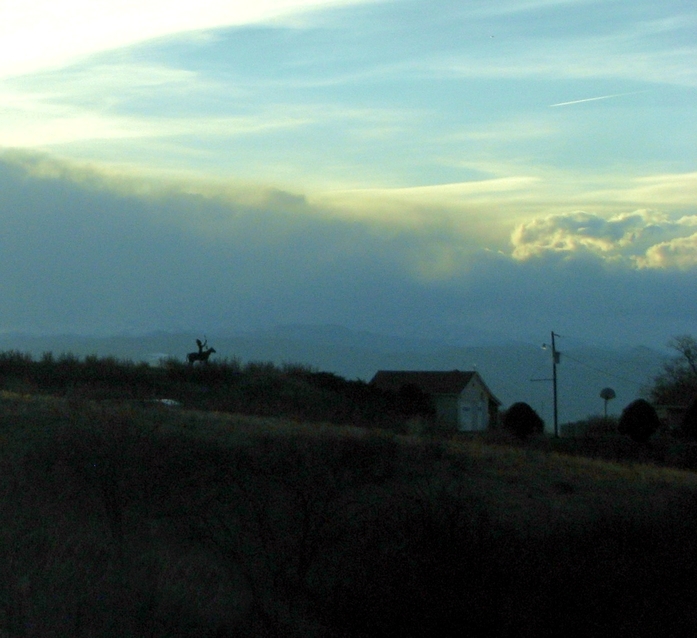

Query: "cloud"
left=0, top=152, right=500, bottom=333
left=637, top=233, right=697, bottom=269
left=0, top=59, right=322, bottom=149
left=0, top=0, right=378, bottom=78
left=511, top=209, right=697, bottom=269
left=347, top=177, right=542, bottom=199
left=0, top=151, right=695, bottom=348
left=420, top=5, right=697, bottom=87
left=1, top=0, right=693, bottom=196
left=621, top=173, right=697, bottom=208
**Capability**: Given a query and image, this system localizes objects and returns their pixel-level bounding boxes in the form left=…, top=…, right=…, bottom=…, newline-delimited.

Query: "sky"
left=0, top=0, right=695, bottom=349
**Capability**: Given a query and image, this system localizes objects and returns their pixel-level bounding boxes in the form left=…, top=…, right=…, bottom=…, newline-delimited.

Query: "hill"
left=0, top=391, right=696, bottom=636
left=0, top=325, right=667, bottom=425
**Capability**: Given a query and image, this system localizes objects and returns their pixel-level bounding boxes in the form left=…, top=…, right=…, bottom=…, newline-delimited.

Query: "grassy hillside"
left=0, top=351, right=435, bottom=433
left=0, top=329, right=667, bottom=424
left=0, top=391, right=696, bottom=636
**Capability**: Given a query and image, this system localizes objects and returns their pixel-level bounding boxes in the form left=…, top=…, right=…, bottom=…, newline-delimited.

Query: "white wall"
left=458, top=377, right=489, bottom=431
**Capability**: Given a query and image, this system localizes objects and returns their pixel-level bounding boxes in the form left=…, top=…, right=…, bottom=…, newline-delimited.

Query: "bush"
left=503, top=402, right=544, bottom=439
left=618, top=399, right=661, bottom=443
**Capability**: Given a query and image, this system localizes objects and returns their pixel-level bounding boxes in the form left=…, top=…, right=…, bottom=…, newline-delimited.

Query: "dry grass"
left=442, top=435, right=697, bottom=535
left=1, top=392, right=697, bottom=636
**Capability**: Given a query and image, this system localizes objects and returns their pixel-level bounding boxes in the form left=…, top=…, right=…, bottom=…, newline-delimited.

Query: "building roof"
left=370, top=370, right=501, bottom=404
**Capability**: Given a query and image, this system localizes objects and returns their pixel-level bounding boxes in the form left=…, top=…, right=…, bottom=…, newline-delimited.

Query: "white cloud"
left=0, top=47, right=418, bottom=157
left=422, top=9, right=697, bottom=87
left=431, top=46, right=697, bottom=86
left=343, top=177, right=542, bottom=200
left=636, top=233, right=697, bottom=270
left=0, top=150, right=694, bottom=347
left=623, top=173, right=697, bottom=206
left=0, top=0, right=377, bottom=79
left=0, top=75, right=316, bottom=148
left=511, top=209, right=697, bottom=270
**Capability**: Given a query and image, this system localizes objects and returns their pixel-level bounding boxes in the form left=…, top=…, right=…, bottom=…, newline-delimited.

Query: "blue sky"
left=0, top=0, right=695, bottom=347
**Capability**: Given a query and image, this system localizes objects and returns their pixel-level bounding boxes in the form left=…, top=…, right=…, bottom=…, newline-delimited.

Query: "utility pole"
left=551, top=331, right=560, bottom=438
left=532, top=331, right=561, bottom=436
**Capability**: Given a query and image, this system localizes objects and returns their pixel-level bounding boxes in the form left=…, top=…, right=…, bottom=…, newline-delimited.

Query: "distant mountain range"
left=0, top=325, right=668, bottom=428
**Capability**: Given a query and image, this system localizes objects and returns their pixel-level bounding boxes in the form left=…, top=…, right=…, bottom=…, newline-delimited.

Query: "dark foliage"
left=679, top=396, right=697, bottom=440
left=10, top=401, right=697, bottom=637
left=618, top=399, right=661, bottom=443
left=560, top=415, right=618, bottom=437
left=503, top=402, right=544, bottom=439
left=648, top=335, right=697, bottom=406
left=0, top=351, right=429, bottom=432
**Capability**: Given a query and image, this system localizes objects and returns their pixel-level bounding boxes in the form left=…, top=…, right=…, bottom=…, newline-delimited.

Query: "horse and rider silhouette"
left=187, top=338, right=216, bottom=366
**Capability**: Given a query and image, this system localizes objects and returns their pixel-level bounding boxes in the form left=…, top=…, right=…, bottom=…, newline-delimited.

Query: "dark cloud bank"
left=0, top=155, right=694, bottom=351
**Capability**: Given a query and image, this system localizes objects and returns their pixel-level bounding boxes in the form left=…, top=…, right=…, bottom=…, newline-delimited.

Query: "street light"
left=542, top=331, right=561, bottom=438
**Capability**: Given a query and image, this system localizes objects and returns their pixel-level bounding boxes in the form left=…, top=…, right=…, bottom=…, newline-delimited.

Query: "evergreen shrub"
left=618, top=399, right=660, bottom=443
left=503, top=402, right=544, bottom=439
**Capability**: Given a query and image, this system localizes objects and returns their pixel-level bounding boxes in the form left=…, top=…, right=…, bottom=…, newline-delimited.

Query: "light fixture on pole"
left=542, top=331, right=561, bottom=438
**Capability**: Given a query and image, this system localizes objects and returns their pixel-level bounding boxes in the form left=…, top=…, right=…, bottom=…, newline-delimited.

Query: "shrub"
left=503, top=402, right=544, bottom=439
left=618, top=399, right=660, bottom=443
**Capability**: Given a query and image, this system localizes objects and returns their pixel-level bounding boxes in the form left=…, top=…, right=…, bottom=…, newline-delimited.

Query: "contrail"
left=549, top=91, right=646, bottom=107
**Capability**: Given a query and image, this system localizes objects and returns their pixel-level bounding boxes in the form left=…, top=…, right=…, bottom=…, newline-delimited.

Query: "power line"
left=528, top=357, right=551, bottom=381
left=560, top=352, right=649, bottom=388
left=548, top=330, right=660, bottom=388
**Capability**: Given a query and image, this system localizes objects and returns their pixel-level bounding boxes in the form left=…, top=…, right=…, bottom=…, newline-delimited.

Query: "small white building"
left=370, top=369, right=501, bottom=432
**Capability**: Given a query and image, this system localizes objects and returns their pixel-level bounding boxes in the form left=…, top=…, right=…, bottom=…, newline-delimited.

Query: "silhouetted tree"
left=503, top=402, right=544, bottom=439
left=678, top=396, right=697, bottom=440
left=648, top=335, right=697, bottom=406
left=618, top=399, right=660, bottom=443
